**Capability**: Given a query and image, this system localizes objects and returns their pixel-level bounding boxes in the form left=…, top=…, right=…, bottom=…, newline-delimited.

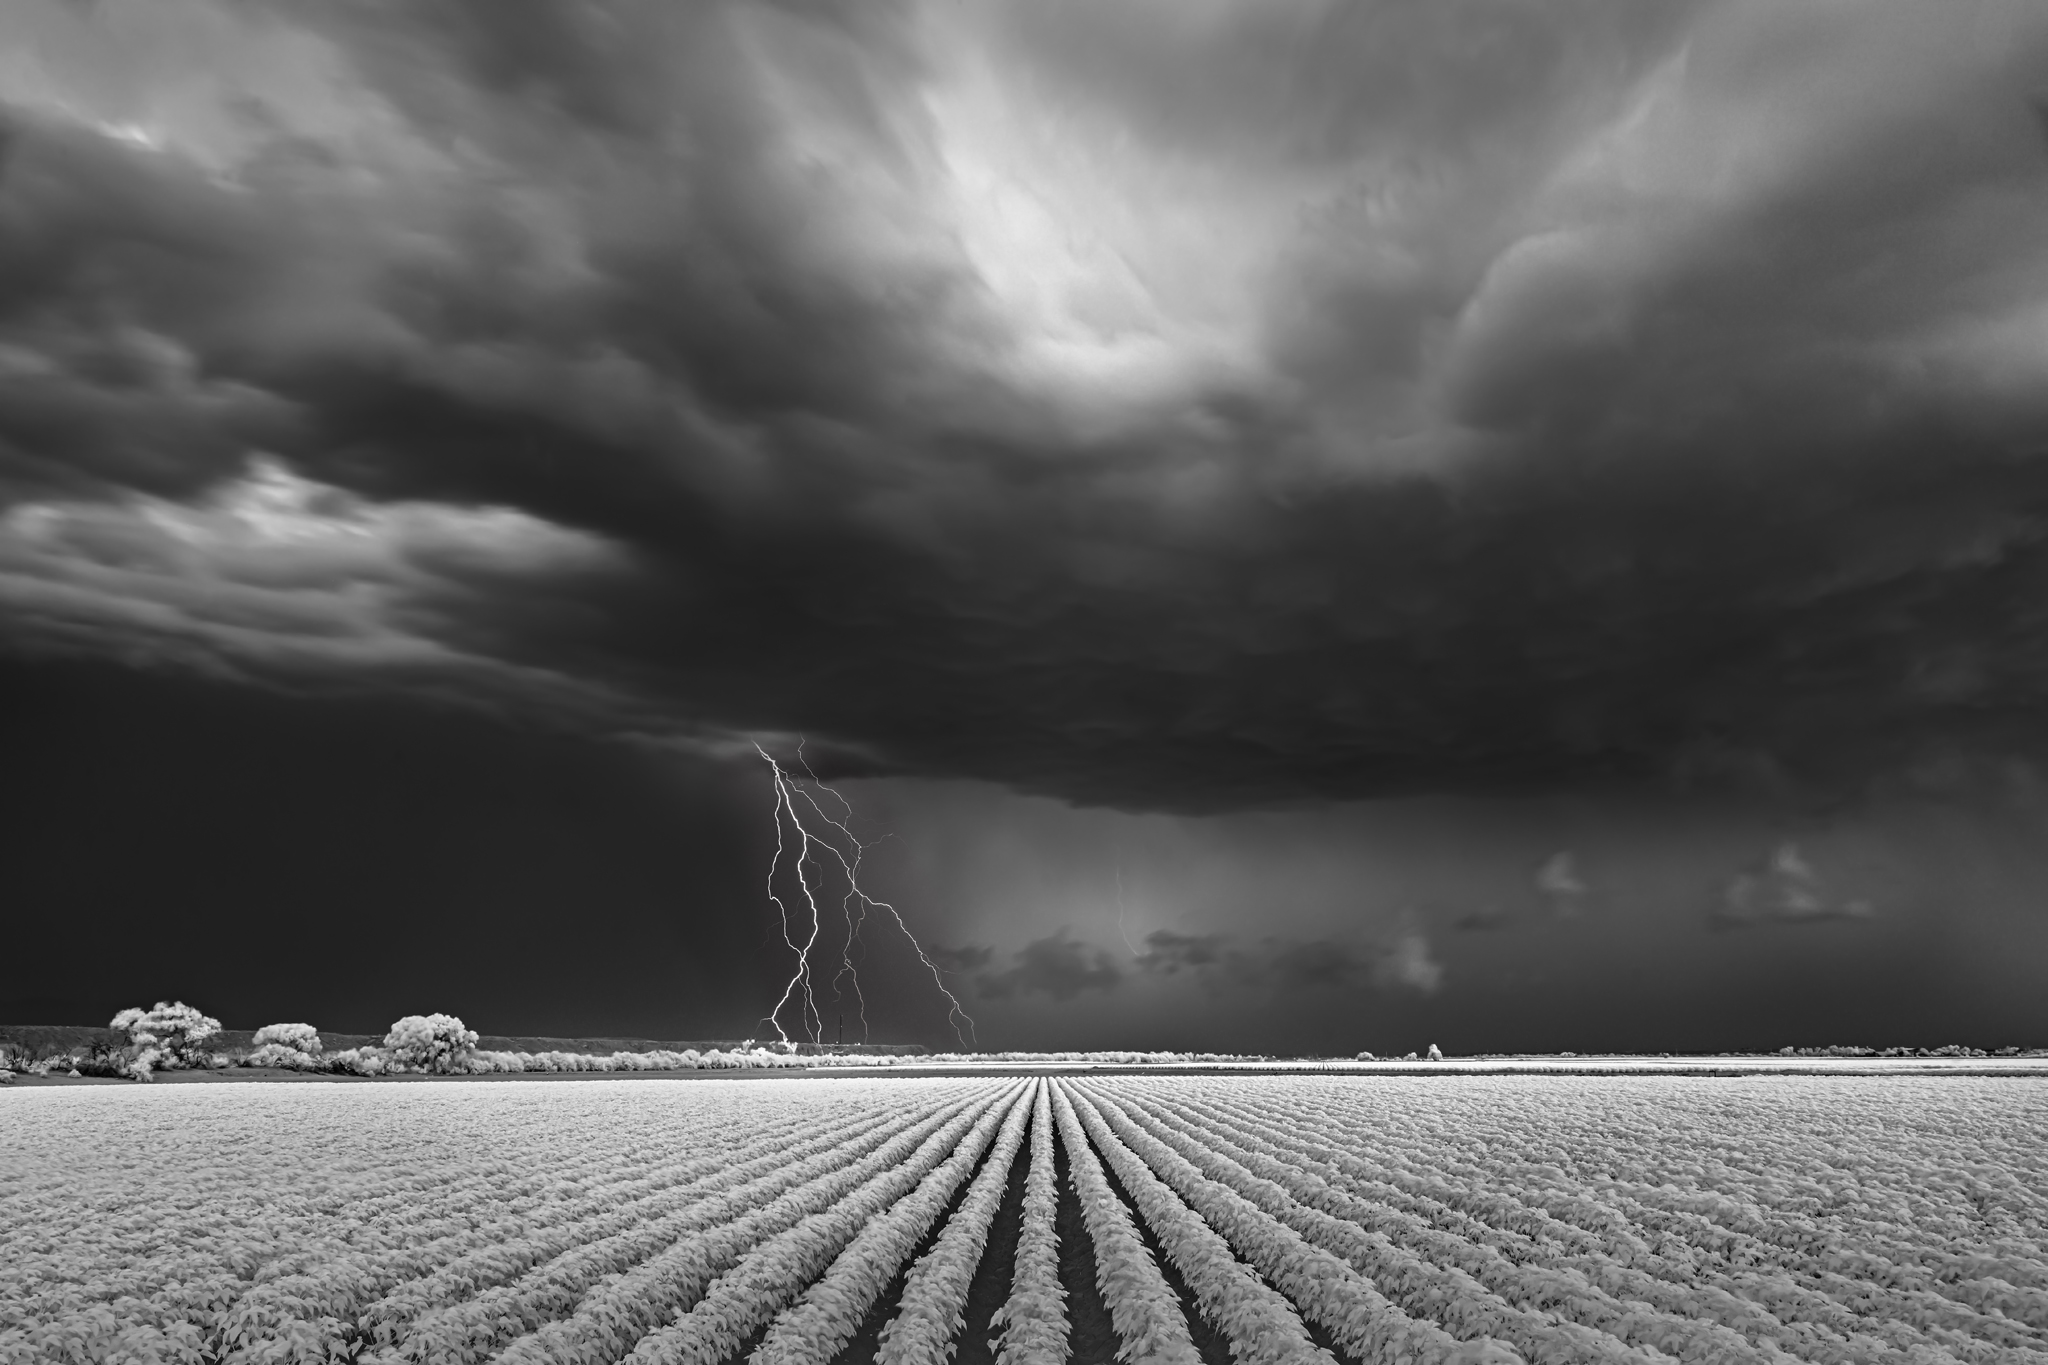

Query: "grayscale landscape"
left=4, top=2, right=2047, bottom=1361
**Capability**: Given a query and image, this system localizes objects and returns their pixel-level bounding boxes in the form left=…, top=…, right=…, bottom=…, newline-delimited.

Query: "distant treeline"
left=0, top=1024, right=925, bottom=1058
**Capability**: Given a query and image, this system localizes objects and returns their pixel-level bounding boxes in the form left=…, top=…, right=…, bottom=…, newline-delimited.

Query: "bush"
left=326, top=1046, right=389, bottom=1076
left=69, top=1038, right=132, bottom=1078
left=244, top=1023, right=325, bottom=1070
left=253, top=1022, right=323, bottom=1054
left=1, top=1042, right=63, bottom=1076
left=383, top=1014, right=479, bottom=1074
left=111, top=1001, right=223, bottom=1079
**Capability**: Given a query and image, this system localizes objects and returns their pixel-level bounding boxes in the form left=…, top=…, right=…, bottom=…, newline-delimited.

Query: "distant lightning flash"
left=755, top=744, right=976, bottom=1050
left=1114, top=863, right=1140, bottom=957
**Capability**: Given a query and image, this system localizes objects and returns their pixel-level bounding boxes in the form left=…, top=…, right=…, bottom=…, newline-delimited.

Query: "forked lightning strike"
left=755, top=743, right=976, bottom=1049
left=759, top=753, right=825, bottom=1044
left=792, top=743, right=869, bottom=1044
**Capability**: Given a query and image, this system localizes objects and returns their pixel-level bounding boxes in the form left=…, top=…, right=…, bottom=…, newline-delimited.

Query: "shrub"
left=69, top=1038, right=132, bottom=1078
left=110, top=1001, right=223, bottom=1079
left=383, top=1013, right=479, bottom=1074
left=326, top=1046, right=389, bottom=1076
left=1, top=1042, right=63, bottom=1076
left=253, top=1022, right=323, bottom=1054
left=245, top=1023, right=325, bottom=1070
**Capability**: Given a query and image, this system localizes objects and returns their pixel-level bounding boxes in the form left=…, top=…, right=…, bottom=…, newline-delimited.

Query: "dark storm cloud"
left=7, top=1, right=2048, bottom=812
left=974, top=929, right=1123, bottom=1001
left=1133, top=930, right=1231, bottom=977
left=973, top=924, right=1443, bottom=999
left=1131, top=930, right=1377, bottom=990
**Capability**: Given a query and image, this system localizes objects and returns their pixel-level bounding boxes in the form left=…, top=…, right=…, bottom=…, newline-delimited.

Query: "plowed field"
left=4, top=1075, right=2044, bottom=1364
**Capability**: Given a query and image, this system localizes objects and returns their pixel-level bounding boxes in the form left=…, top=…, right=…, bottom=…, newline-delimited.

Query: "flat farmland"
left=4, top=1075, right=2045, bottom=1365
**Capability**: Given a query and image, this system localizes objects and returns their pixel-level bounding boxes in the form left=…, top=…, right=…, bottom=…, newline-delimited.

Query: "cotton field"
left=4, top=1077, right=2046, bottom=1365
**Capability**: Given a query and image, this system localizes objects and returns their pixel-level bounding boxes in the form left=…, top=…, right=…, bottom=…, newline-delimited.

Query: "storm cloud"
left=972, top=923, right=1444, bottom=1000
left=974, top=929, right=1124, bottom=1001
left=6, top=1, right=2048, bottom=813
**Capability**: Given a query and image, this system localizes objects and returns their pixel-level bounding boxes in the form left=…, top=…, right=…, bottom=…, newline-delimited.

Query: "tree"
left=383, top=1013, right=479, bottom=1074
left=110, top=1001, right=223, bottom=1078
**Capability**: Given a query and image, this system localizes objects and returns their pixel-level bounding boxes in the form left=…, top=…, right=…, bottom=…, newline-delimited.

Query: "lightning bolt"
left=758, top=748, right=825, bottom=1045
left=755, top=743, right=977, bottom=1050
left=798, top=741, right=869, bottom=1045
left=1114, top=863, right=1139, bottom=957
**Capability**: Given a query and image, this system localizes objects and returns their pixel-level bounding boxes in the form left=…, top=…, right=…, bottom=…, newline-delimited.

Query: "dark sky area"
left=4, top=0, right=2048, bottom=1051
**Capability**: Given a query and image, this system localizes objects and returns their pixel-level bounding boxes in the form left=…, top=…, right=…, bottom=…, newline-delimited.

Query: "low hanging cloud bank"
left=949, top=923, right=1444, bottom=1004
left=5, top=1, right=2048, bottom=812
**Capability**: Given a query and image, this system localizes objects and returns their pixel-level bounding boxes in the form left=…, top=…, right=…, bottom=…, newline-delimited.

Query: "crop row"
left=1, top=1080, right=995, bottom=1364
left=6, top=1074, right=2043, bottom=1365
left=1175, top=1079, right=2048, bottom=1359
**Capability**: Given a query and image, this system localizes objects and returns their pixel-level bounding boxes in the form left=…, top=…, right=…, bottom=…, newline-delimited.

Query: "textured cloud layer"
left=6, top=0, right=2048, bottom=810
left=961, top=923, right=1443, bottom=1003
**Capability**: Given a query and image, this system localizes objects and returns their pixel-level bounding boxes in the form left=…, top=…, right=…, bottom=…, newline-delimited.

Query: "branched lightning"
left=759, top=753, right=826, bottom=1044
left=755, top=743, right=976, bottom=1050
left=798, top=742, right=869, bottom=1044
left=832, top=881, right=871, bottom=1044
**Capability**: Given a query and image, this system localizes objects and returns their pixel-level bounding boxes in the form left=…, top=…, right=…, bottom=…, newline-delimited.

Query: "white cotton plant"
left=629, top=1086, right=1025, bottom=1365
left=1046, top=1082, right=1203, bottom=1365
left=495, top=1092, right=998, bottom=1365
left=753, top=1086, right=1032, bottom=1365
left=110, top=1000, right=224, bottom=1079
left=991, top=1083, right=1069, bottom=1365
left=351, top=1101, right=919, bottom=1362
left=878, top=1083, right=1037, bottom=1365
left=383, top=1013, right=481, bottom=1074
left=1074, top=1083, right=1527, bottom=1365
left=1126, top=1083, right=1685, bottom=1364
left=1062, top=1084, right=1336, bottom=1365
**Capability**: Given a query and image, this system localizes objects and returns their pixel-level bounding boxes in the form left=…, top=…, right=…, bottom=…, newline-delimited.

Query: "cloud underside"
left=6, top=1, right=2048, bottom=809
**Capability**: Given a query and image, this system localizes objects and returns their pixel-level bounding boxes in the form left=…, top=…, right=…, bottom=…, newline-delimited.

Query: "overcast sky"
left=5, top=0, right=2048, bottom=1051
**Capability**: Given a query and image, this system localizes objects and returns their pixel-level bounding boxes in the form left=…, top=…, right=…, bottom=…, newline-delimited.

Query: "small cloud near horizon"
left=1536, top=851, right=1590, bottom=919
left=1713, top=842, right=1876, bottom=929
